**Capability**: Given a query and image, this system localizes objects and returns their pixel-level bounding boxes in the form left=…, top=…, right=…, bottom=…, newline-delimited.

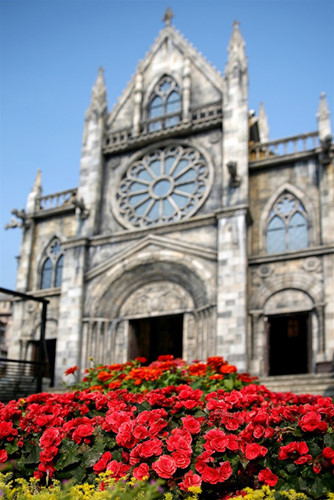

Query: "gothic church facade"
left=8, top=17, right=334, bottom=386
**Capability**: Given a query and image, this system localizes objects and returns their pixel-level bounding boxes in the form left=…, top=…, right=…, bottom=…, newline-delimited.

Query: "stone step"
left=258, top=373, right=334, bottom=397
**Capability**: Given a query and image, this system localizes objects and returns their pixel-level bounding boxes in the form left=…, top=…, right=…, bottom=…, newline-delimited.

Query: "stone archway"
left=119, top=281, right=194, bottom=363
left=82, top=255, right=216, bottom=367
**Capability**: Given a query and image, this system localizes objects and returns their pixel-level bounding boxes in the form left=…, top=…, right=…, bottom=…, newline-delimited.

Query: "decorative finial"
left=233, top=20, right=240, bottom=29
left=163, top=7, right=174, bottom=26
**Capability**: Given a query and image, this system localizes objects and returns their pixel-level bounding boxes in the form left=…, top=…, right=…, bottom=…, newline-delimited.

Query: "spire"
left=225, top=20, right=247, bottom=78
left=317, top=92, right=331, bottom=140
left=258, top=102, right=269, bottom=142
left=26, top=169, right=42, bottom=213
left=86, top=67, right=108, bottom=119
left=162, top=7, right=174, bottom=26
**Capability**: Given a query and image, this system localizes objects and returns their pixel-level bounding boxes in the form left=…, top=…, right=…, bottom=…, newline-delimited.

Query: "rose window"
left=115, top=145, right=212, bottom=228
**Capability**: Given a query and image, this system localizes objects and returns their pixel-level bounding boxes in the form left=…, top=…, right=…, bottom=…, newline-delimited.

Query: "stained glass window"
left=55, top=254, right=64, bottom=288
left=267, top=193, right=308, bottom=254
left=148, top=76, right=181, bottom=132
left=41, top=258, right=52, bottom=289
left=116, top=144, right=212, bottom=228
left=40, top=239, right=64, bottom=289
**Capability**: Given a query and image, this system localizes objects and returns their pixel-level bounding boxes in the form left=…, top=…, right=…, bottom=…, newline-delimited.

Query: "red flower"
left=93, top=451, right=112, bottom=474
left=152, top=454, right=177, bottom=478
left=133, top=462, right=150, bottom=480
left=72, top=423, right=94, bottom=444
left=65, top=365, right=78, bottom=376
left=258, top=468, right=278, bottom=487
left=107, top=460, right=130, bottom=479
left=299, top=411, right=327, bottom=432
left=135, top=357, right=147, bottom=364
left=39, top=428, right=62, bottom=449
left=204, top=429, right=228, bottom=453
left=178, top=470, right=202, bottom=491
left=218, top=461, right=233, bottom=482
left=171, top=451, right=191, bottom=469
left=181, top=415, right=202, bottom=434
left=245, top=443, right=267, bottom=460
left=139, top=438, right=163, bottom=458
left=220, top=364, right=237, bottom=374
left=201, top=465, right=220, bottom=484
left=0, top=449, right=8, bottom=463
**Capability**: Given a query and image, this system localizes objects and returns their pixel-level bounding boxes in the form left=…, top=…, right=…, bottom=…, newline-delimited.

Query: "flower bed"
left=0, top=356, right=333, bottom=498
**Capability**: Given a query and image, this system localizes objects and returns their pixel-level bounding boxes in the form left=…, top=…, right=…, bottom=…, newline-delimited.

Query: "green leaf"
left=5, top=442, right=19, bottom=455
left=310, top=476, right=326, bottom=498
left=324, top=433, right=334, bottom=447
left=308, top=440, right=322, bottom=457
left=286, top=463, right=298, bottom=475
left=223, top=378, right=234, bottom=391
left=21, top=443, right=40, bottom=464
left=56, top=440, right=80, bottom=470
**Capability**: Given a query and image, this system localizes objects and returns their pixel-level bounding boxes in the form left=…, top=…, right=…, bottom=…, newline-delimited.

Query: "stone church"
left=7, top=12, right=334, bottom=387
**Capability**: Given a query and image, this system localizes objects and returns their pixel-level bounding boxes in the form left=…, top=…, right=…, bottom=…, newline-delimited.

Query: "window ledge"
left=248, top=244, right=334, bottom=265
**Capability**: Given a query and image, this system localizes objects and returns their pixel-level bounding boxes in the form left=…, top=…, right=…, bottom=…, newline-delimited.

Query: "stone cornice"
left=62, top=238, right=90, bottom=250
left=88, top=213, right=217, bottom=247
left=103, top=112, right=222, bottom=155
left=249, top=150, right=317, bottom=170
left=215, top=205, right=252, bottom=225
left=85, top=233, right=217, bottom=281
left=248, top=244, right=334, bottom=265
left=27, top=288, right=61, bottom=298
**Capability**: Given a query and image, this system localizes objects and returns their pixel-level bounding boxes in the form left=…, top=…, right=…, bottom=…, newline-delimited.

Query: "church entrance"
left=268, top=312, right=310, bottom=375
left=128, top=314, right=183, bottom=363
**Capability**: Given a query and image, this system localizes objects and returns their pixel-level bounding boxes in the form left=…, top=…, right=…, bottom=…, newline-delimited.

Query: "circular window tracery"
left=115, top=145, right=212, bottom=228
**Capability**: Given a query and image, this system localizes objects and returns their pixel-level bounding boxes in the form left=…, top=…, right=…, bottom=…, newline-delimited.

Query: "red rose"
left=116, top=421, right=136, bottom=449
left=39, top=428, right=62, bottom=449
left=181, top=416, right=201, bottom=434
left=171, top=451, right=191, bottom=469
left=107, top=460, right=130, bottom=479
left=133, top=462, right=150, bottom=480
left=294, top=454, right=312, bottom=465
left=93, top=452, right=112, bottom=474
left=133, top=424, right=148, bottom=440
left=152, top=455, right=177, bottom=478
left=40, top=446, right=58, bottom=463
left=72, top=423, right=94, bottom=444
left=299, top=412, right=327, bottom=432
left=178, top=470, right=202, bottom=492
left=218, top=461, right=233, bottom=482
left=65, top=365, right=78, bottom=376
left=258, top=468, right=278, bottom=487
left=201, top=465, right=220, bottom=484
left=139, top=438, right=163, bottom=458
left=204, top=429, right=228, bottom=453
left=323, top=447, right=334, bottom=462
left=245, top=443, right=267, bottom=460
left=0, top=449, right=8, bottom=463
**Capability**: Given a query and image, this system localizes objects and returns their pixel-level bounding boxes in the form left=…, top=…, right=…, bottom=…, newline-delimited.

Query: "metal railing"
left=0, top=358, right=46, bottom=403
left=0, top=287, right=49, bottom=403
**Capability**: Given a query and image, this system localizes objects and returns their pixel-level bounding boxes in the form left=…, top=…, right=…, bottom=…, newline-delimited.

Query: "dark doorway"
left=30, top=339, right=56, bottom=386
left=268, top=313, right=310, bottom=375
left=129, top=314, right=183, bottom=363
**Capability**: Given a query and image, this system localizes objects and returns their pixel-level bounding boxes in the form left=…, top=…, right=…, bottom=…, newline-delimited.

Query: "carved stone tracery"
left=120, top=281, right=194, bottom=317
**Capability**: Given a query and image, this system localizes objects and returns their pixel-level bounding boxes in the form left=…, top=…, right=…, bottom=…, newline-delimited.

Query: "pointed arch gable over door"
left=82, top=252, right=216, bottom=367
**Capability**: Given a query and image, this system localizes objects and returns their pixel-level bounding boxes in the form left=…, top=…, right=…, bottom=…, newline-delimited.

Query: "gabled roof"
left=107, top=24, right=225, bottom=126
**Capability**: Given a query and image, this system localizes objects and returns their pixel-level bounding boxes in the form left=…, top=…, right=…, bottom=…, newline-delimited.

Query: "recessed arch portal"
left=83, top=255, right=216, bottom=367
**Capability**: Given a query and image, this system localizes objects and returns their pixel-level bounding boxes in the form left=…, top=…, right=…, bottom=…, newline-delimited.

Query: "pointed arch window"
left=148, top=76, right=181, bottom=132
left=40, top=239, right=64, bottom=289
left=267, top=193, right=308, bottom=254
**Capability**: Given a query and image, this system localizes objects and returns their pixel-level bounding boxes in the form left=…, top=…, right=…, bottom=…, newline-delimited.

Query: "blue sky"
left=0, top=0, right=333, bottom=289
